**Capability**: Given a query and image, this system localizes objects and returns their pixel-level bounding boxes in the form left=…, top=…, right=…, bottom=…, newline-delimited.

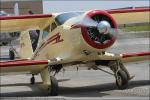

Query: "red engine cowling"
left=81, top=10, right=118, bottom=49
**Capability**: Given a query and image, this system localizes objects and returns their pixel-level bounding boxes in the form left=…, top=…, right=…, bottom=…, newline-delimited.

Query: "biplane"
left=0, top=8, right=150, bottom=96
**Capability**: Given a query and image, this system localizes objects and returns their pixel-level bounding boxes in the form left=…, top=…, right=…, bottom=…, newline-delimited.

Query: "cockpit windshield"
left=55, top=12, right=83, bottom=25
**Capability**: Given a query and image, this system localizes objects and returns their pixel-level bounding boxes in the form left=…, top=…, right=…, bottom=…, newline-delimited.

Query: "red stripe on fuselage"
left=39, top=33, right=63, bottom=50
left=0, top=60, right=48, bottom=67
left=122, top=52, right=150, bottom=58
left=33, top=33, right=64, bottom=58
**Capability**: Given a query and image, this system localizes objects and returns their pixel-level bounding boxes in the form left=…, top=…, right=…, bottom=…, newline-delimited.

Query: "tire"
left=116, top=70, right=128, bottom=90
left=50, top=76, right=59, bottom=96
left=9, top=49, right=15, bottom=60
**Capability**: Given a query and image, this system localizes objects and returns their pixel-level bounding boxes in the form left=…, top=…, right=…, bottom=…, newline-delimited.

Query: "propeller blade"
left=78, top=16, right=98, bottom=27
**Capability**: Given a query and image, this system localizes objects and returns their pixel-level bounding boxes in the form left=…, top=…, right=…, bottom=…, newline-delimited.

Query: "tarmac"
left=0, top=32, right=149, bottom=100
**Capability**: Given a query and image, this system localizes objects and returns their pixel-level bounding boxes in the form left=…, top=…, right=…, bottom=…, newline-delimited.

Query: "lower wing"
left=105, top=51, right=150, bottom=63
left=0, top=59, right=49, bottom=75
left=120, top=51, right=150, bottom=63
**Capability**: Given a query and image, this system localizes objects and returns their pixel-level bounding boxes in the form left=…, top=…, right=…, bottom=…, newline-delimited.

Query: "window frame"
left=42, top=24, right=51, bottom=39
left=51, top=21, right=57, bottom=32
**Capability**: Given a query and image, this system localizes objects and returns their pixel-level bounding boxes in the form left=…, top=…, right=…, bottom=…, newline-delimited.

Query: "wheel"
left=30, top=76, right=35, bottom=85
left=115, top=70, right=128, bottom=90
left=9, top=49, right=15, bottom=60
left=118, top=61, right=131, bottom=80
left=49, top=76, right=59, bottom=96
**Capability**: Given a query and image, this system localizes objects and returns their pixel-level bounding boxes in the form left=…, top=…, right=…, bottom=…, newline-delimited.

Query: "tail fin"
left=19, top=31, right=33, bottom=59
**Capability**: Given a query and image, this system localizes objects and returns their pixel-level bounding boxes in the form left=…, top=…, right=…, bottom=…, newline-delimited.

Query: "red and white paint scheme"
left=0, top=8, right=150, bottom=96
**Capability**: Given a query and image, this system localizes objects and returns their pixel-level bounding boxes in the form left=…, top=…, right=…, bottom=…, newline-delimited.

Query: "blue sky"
left=43, top=0, right=149, bottom=13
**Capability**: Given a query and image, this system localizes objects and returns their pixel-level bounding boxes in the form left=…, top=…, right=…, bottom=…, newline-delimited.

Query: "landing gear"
left=109, top=60, right=130, bottom=89
left=95, top=59, right=131, bottom=90
left=30, top=74, right=35, bottom=85
left=115, top=70, right=128, bottom=89
left=9, top=48, right=15, bottom=60
left=49, top=76, right=59, bottom=96
left=40, top=67, right=59, bottom=96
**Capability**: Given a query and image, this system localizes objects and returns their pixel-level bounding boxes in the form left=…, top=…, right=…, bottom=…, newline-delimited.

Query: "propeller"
left=81, top=16, right=126, bottom=39
left=64, top=14, right=123, bottom=45
left=65, top=15, right=119, bottom=36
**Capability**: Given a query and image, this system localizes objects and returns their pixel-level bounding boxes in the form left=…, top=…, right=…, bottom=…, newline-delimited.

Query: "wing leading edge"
left=107, top=8, right=150, bottom=25
left=120, top=51, right=150, bottom=63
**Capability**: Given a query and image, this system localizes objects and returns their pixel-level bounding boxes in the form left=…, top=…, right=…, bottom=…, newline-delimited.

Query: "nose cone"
left=97, top=21, right=111, bottom=34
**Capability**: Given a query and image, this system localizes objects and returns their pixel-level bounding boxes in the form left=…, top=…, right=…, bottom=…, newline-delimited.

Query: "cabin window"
left=55, top=12, right=83, bottom=25
left=51, top=22, right=57, bottom=32
left=42, top=25, right=50, bottom=39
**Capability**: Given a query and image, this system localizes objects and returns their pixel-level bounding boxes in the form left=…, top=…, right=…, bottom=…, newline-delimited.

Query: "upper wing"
left=0, top=14, right=52, bottom=32
left=107, top=8, right=150, bottom=25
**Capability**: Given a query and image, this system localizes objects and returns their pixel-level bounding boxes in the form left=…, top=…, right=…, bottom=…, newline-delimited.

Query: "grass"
left=121, top=24, right=150, bottom=32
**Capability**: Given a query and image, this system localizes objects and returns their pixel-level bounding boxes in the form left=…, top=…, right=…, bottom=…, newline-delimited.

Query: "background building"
left=0, top=0, right=43, bottom=46
left=0, top=0, right=43, bottom=14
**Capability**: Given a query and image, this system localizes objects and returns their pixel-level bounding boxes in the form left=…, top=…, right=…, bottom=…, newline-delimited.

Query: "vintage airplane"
left=0, top=8, right=150, bottom=96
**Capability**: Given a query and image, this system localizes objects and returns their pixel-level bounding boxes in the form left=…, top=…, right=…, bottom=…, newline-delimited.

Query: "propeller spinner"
left=97, top=20, right=111, bottom=34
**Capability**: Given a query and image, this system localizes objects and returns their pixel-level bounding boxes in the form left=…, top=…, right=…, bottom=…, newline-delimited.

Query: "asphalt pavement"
left=0, top=32, right=149, bottom=100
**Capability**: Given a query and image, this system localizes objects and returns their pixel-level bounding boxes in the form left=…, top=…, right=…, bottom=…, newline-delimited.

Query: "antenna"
left=14, top=3, right=19, bottom=16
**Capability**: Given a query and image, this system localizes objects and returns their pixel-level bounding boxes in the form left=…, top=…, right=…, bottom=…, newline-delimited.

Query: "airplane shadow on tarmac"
left=0, top=80, right=150, bottom=97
